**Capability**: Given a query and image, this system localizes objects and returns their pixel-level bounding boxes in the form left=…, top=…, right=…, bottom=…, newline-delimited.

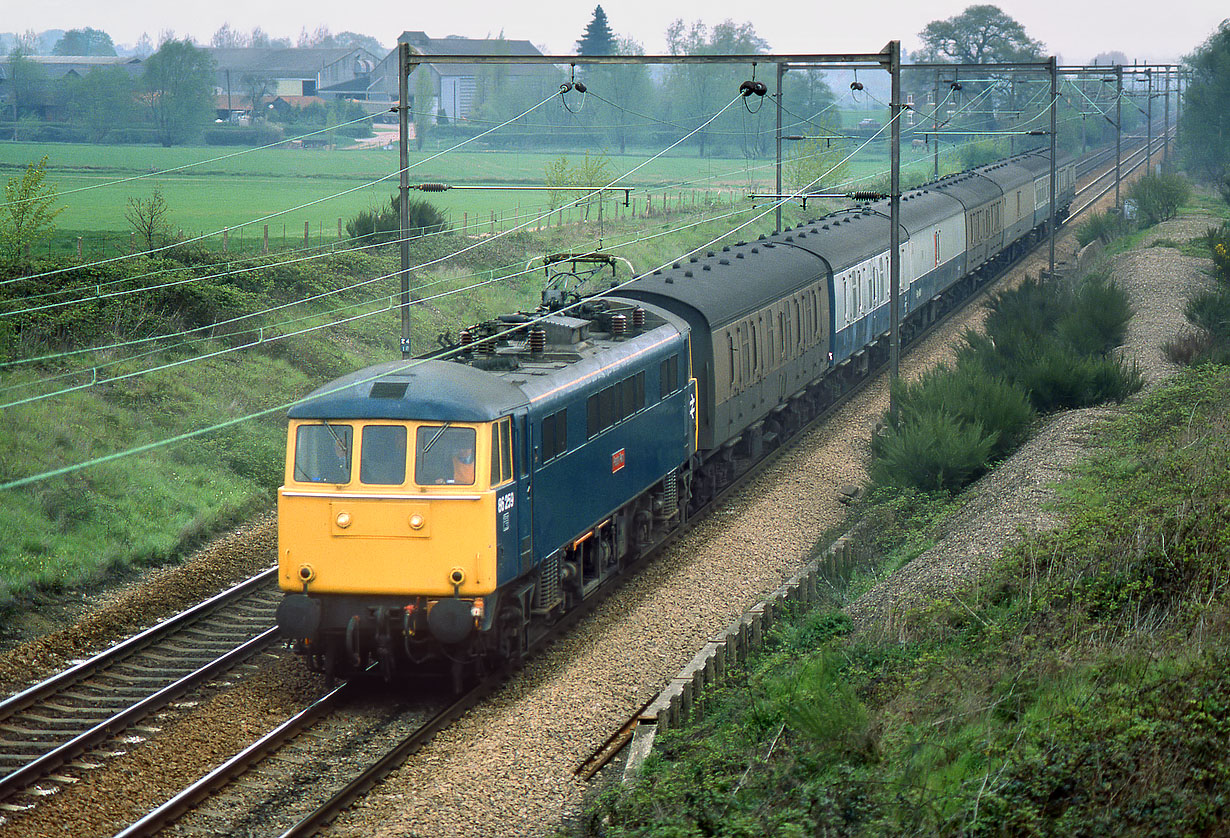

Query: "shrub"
left=1009, top=341, right=1142, bottom=411
left=1055, top=272, right=1134, bottom=355
left=870, top=408, right=997, bottom=492
left=1205, top=223, right=1230, bottom=283
left=1186, top=287, right=1230, bottom=341
left=345, top=194, right=446, bottom=244
left=1126, top=173, right=1190, bottom=227
left=1075, top=210, right=1133, bottom=246
left=203, top=122, right=286, bottom=147
left=890, top=365, right=1035, bottom=460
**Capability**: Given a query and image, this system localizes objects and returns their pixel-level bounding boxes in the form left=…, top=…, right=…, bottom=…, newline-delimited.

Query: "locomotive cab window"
left=293, top=423, right=353, bottom=484
left=415, top=425, right=477, bottom=486
left=490, top=417, right=513, bottom=485
left=359, top=425, right=407, bottom=485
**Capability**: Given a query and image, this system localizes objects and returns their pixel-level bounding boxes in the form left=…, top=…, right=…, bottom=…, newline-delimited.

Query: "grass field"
left=0, top=138, right=951, bottom=255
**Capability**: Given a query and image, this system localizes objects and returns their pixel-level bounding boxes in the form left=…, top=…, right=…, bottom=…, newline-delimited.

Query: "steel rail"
left=0, top=627, right=279, bottom=802
left=0, top=567, right=276, bottom=723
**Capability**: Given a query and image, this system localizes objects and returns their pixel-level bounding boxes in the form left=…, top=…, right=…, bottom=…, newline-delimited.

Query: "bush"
left=1075, top=210, right=1133, bottom=246
left=890, top=365, right=1035, bottom=460
left=1186, top=287, right=1230, bottom=341
left=1205, top=223, right=1230, bottom=283
left=870, top=408, right=997, bottom=492
left=345, top=194, right=446, bottom=244
left=1055, top=272, right=1134, bottom=355
left=203, top=122, right=286, bottom=147
left=1126, top=173, right=1190, bottom=227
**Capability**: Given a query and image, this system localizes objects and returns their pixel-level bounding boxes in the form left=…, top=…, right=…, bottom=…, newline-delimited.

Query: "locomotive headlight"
left=298, top=564, right=315, bottom=582
left=408, top=514, right=425, bottom=530
left=335, top=511, right=352, bottom=529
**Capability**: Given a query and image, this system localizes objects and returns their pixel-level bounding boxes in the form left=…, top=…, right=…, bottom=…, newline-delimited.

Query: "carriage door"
left=515, top=414, right=533, bottom=577
left=491, top=416, right=519, bottom=580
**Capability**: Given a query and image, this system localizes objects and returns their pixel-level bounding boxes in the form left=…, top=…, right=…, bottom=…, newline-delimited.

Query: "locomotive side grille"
left=662, top=469, right=678, bottom=515
left=533, top=550, right=562, bottom=613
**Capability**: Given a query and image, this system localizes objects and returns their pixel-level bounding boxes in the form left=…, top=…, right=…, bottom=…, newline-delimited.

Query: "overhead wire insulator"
left=739, top=80, right=767, bottom=97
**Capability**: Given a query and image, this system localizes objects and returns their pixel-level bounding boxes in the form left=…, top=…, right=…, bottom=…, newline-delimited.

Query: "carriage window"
left=415, top=425, right=476, bottom=486
left=359, top=425, right=406, bottom=485
left=294, top=423, right=352, bottom=484
left=660, top=354, right=679, bottom=398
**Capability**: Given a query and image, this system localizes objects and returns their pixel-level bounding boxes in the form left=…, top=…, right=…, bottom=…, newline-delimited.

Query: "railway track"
left=0, top=568, right=281, bottom=813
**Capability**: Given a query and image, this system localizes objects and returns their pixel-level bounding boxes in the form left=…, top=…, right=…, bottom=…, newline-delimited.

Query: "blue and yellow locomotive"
left=276, top=298, right=697, bottom=676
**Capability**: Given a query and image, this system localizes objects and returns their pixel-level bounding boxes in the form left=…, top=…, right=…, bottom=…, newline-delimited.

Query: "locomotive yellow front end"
left=274, top=361, right=526, bottom=676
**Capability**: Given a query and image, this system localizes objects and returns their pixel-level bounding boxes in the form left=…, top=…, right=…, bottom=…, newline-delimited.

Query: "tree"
left=241, top=72, right=274, bottom=117
left=0, top=156, right=64, bottom=262
left=142, top=39, right=216, bottom=147
left=133, top=32, right=155, bottom=58
left=52, top=28, right=116, bottom=56
left=917, top=5, right=1044, bottom=64
left=576, top=7, right=616, bottom=57
left=334, top=32, right=385, bottom=55
left=125, top=189, right=173, bottom=251
left=64, top=67, right=135, bottom=141
left=604, top=36, right=654, bottom=153
left=413, top=67, right=435, bottom=150
left=297, top=26, right=336, bottom=48
left=1090, top=50, right=1128, bottom=66
left=1180, top=21, right=1230, bottom=182
left=6, top=46, right=48, bottom=120
left=666, top=19, right=771, bottom=157
left=211, top=23, right=249, bottom=49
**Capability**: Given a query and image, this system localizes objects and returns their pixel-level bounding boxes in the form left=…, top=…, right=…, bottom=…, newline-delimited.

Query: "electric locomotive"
left=276, top=295, right=697, bottom=678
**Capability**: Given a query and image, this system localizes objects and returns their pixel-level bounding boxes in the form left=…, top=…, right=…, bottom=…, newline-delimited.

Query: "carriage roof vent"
left=370, top=381, right=408, bottom=399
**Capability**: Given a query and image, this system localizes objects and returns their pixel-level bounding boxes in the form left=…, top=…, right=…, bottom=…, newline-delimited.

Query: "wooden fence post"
left=263, top=225, right=269, bottom=253
left=304, top=221, right=310, bottom=248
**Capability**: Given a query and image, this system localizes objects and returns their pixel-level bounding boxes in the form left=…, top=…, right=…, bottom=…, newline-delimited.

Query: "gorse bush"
left=871, top=408, right=997, bottom=492
left=1205, top=223, right=1230, bottom=283
left=873, top=273, right=1140, bottom=492
left=888, top=364, right=1034, bottom=460
left=1075, top=209, right=1133, bottom=247
left=1126, top=172, right=1191, bottom=227
left=1056, top=271, right=1135, bottom=355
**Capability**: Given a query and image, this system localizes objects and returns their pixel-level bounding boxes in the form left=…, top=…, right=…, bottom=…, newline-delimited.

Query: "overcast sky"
left=8, top=0, right=1225, bottom=64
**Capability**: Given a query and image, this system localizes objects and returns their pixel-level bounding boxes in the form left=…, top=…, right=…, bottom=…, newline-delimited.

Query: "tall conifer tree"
left=576, top=6, right=616, bottom=55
